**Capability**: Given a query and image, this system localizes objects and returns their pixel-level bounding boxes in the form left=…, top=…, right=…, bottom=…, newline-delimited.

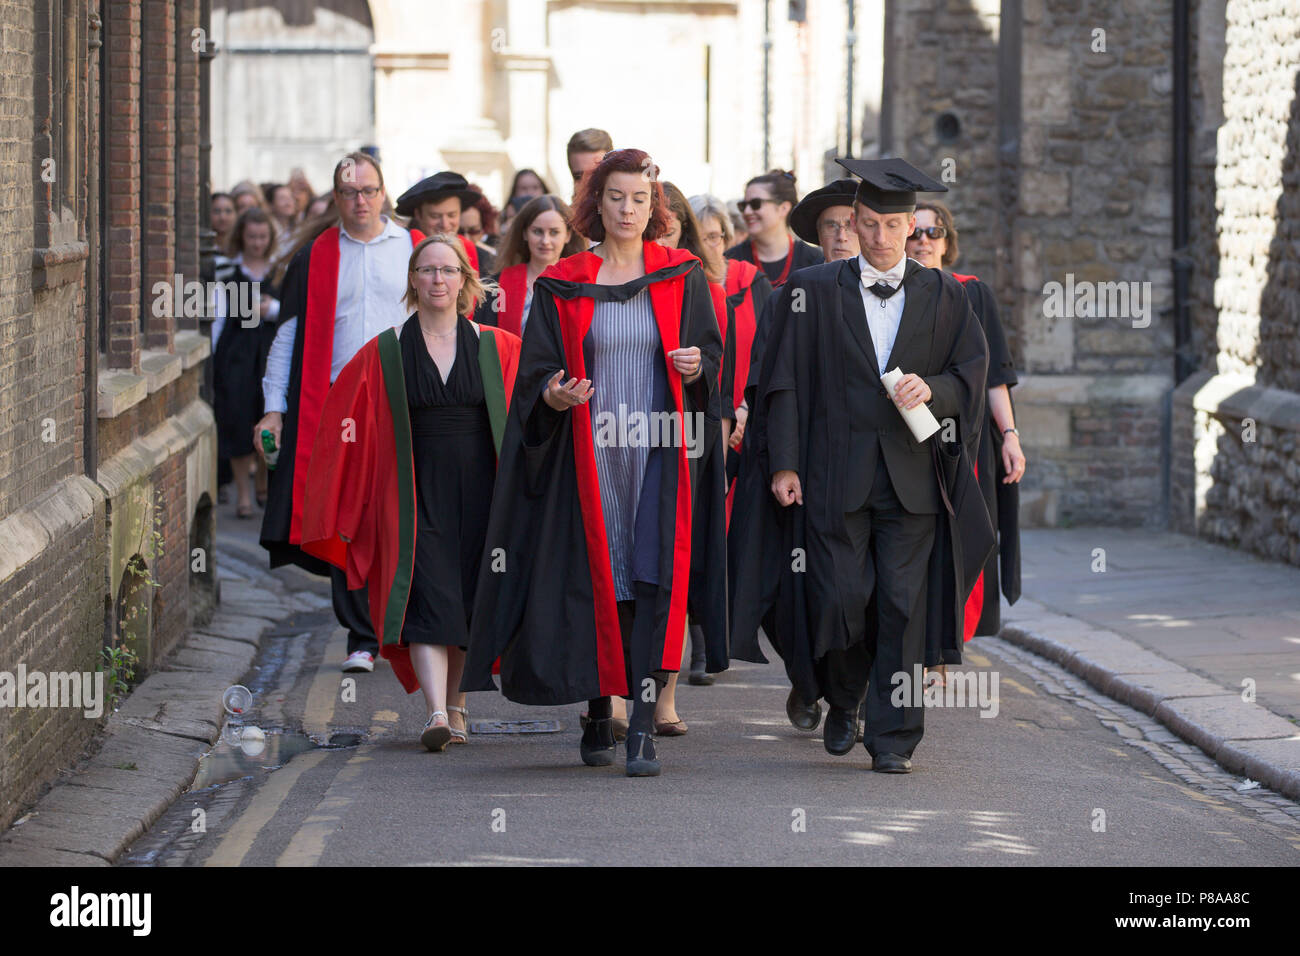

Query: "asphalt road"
left=122, top=542, right=1300, bottom=867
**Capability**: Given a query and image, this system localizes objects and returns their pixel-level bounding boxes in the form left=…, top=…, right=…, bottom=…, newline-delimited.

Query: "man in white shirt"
left=256, top=151, right=423, bottom=673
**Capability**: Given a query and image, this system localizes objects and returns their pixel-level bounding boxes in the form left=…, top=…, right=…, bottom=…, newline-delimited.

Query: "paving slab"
left=1004, top=527, right=1300, bottom=801
left=193, top=613, right=272, bottom=644
left=0, top=538, right=312, bottom=864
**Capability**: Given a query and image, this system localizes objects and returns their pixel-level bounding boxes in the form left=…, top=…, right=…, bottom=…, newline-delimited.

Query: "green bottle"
left=261, top=429, right=279, bottom=470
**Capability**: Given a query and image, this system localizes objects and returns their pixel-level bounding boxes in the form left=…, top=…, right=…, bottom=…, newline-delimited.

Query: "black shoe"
left=786, top=688, right=822, bottom=732
left=688, top=662, right=715, bottom=686
left=871, top=752, right=913, bottom=774
left=625, top=730, right=661, bottom=777
left=822, top=706, right=859, bottom=756
left=579, top=717, right=617, bottom=767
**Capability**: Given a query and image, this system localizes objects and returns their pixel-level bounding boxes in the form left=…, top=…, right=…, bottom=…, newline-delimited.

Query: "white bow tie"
left=860, top=262, right=906, bottom=289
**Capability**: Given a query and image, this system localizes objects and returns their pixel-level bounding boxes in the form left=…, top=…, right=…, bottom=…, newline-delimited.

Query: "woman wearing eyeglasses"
left=724, top=170, right=823, bottom=289
left=905, top=200, right=1024, bottom=652
left=654, top=181, right=731, bottom=714
left=692, top=192, right=772, bottom=481
left=300, top=234, right=522, bottom=753
left=463, top=148, right=723, bottom=777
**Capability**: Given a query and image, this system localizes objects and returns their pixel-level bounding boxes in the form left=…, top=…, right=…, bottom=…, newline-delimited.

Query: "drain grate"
left=469, top=719, right=564, bottom=734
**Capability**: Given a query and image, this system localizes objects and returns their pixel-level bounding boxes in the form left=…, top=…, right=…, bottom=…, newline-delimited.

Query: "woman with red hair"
left=463, top=149, right=724, bottom=777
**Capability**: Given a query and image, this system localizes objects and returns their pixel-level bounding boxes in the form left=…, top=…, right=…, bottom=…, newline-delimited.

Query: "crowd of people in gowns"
left=206, top=127, right=1028, bottom=777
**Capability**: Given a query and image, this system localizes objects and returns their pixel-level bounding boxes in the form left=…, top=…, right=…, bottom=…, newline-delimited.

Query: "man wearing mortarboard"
left=728, top=158, right=993, bottom=773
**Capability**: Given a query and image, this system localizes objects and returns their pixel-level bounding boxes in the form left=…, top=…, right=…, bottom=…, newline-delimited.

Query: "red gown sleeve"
left=300, top=342, right=381, bottom=591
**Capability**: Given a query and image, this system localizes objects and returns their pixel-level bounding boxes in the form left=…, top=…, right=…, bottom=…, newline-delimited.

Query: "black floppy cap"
left=394, top=171, right=478, bottom=217
left=834, top=157, right=947, bottom=214
left=788, top=179, right=859, bottom=245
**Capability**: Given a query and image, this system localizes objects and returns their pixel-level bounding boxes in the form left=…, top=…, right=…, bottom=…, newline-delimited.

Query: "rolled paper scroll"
left=880, top=366, right=941, bottom=442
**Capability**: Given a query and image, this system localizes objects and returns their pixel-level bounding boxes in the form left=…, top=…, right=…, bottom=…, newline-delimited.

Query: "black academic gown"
left=728, top=257, right=994, bottom=705
left=956, top=275, right=1021, bottom=635
left=462, top=245, right=724, bottom=705
left=724, top=237, right=823, bottom=288
left=258, top=242, right=331, bottom=574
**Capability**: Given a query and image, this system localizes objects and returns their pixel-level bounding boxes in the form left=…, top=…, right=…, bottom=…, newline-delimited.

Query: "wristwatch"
left=1003, top=427, right=1019, bottom=436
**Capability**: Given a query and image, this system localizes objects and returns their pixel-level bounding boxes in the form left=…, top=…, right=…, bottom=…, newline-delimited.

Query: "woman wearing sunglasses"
left=724, top=170, right=823, bottom=289
left=905, top=201, right=1024, bottom=655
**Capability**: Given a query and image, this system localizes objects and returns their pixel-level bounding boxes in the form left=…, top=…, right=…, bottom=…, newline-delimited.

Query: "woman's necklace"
left=420, top=322, right=457, bottom=340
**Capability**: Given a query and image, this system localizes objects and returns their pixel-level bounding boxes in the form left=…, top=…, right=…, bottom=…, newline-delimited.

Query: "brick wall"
left=0, top=0, right=37, bottom=520
left=174, top=0, right=200, bottom=306
left=0, top=0, right=215, bottom=833
left=0, top=493, right=105, bottom=834
left=104, top=0, right=142, bottom=371
left=141, top=0, right=175, bottom=351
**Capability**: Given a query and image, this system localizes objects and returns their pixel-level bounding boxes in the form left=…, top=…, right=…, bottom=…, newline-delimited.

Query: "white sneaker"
left=341, top=650, right=374, bottom=673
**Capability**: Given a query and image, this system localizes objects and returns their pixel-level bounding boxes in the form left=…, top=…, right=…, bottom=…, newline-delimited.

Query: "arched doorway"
left=211, top=0, right=376, bottom=193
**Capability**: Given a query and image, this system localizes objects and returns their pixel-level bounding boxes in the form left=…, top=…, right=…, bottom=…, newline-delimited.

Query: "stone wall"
left=1010, top=0, right=1176, bottom=527
left=886, top=0, right=1002, bottom=286
left=1170, top=0, right=1300, bottom=568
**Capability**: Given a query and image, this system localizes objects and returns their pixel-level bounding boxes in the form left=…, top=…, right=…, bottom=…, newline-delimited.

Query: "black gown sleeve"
left=760, top=283, right=799, bottom=475
left=275, top=244, right=312, bottom=329
left=742, top=284, right=777, bottom=411
left=680, top=265, right=723, bottom=418
left=510, top=284, right=571, bottom=494
left=720, top=296, right=737, bottom=421
left=924, top=279, right=988, bottom=423
left=969, top=279, right=1017, bottom=388
left=794, top=240, right=825, bottom=269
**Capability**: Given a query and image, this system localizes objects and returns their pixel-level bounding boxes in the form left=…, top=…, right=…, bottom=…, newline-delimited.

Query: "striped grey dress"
left=589, top=288, right=659, bottom=601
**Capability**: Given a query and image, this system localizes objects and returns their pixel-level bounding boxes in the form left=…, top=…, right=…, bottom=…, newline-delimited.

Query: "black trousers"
left=820, top=454, right=935, bottom=758
left=588, top=582, right=665, bottom=734
left=330, top=565, right=379, bottom=657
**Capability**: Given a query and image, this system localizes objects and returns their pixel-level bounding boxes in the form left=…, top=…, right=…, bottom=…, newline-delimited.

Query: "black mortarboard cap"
left=788, top=178, right=859, bottom=245
left=834, top=157, right=947, bottom=213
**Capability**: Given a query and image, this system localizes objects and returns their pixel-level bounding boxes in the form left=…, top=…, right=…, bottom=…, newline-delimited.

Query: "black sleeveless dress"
left=398, top=314, right=497, bottom=647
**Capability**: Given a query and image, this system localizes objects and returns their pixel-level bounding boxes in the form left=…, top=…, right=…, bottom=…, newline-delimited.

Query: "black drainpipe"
left=1172, top=0, right=1194, bottom=385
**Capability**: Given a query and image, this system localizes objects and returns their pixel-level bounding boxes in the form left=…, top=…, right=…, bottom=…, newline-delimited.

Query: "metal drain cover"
left=469, top=719, right=564, bottom=734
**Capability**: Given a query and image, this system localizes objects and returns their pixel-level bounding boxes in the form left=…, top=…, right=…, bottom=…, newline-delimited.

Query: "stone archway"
left=211, top=0, right=378, bottom=192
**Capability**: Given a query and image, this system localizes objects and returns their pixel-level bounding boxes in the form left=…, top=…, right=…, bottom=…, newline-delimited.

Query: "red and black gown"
left=398, top=314, right=497, bottom=648
left=724, top=236, right=823, bottom=289
left=462, top=242, right=725, bottom=704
